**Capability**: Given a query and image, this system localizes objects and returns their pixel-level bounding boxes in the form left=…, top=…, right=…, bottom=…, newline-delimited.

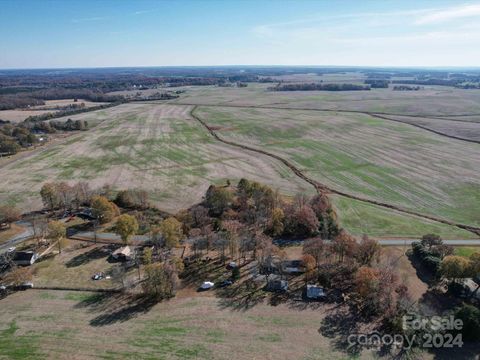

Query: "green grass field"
left=454, top=247, right=480, bottom=258
left=0, top=103, right=310, bottom=213
left=332, top=196, right=478, bottom=239
left=194, top=106, right=480, bottom=230
left=0, top=290, right=362, bottom=360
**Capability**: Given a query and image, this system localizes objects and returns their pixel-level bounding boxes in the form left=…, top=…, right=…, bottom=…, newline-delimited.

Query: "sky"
left=1, top=0, right=480, bottom=69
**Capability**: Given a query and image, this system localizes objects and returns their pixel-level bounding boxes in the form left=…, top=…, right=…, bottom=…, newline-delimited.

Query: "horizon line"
left=2, top=64, right=480, bottom=72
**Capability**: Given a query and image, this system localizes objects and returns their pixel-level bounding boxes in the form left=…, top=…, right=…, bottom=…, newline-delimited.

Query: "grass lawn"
left=0, top=289, right=376, bottom=360
left=0, top=224, right=24, bottom=244
left=31, top=242, right=119, bottom=289
left=454, top=247, right=480, bottom=258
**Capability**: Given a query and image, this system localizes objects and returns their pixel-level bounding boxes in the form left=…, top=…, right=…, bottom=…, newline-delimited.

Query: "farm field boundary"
left=189, top=105, right=480, bottom=237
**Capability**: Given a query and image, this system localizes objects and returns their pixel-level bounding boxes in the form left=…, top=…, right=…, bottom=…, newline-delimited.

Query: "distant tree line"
left=391, top=79, right=458, bottom=86
left=393, top=85, right=422, bottom=91
left=0, top=117, right=88, bottom=155
left=0, top=95, right=45, bottom=110
left=0, top=124, right=39, bottom=155
left=364, top=79, right=389, bottom=88
left=270, top=83, right=371, bottom=91
left=23, top=102, right=119, bottom=123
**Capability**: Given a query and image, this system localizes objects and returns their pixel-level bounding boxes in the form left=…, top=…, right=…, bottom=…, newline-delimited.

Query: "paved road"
left=0, top=221, right=34, bottom=253
left=3, top=226, right=480, bottom=253
left=69, top=231, right=149, bottom=243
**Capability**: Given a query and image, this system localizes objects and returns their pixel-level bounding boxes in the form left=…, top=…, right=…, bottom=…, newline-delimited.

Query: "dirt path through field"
left=189, top=105, right=480, bottom=236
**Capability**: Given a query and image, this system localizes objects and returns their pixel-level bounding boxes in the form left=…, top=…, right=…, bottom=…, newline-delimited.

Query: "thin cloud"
left=415, top=3, right=480, bottom=24
left=252, top=8, right=435, bottom=38
left=133, top=9, right=157, bottom=15
left=71, top=16, right=106, bottom=23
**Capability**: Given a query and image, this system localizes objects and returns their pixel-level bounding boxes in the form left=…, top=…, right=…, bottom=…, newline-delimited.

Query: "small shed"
left=111, top=246, right=132, bottom=262
left=281, top=260, right=305, bottom=274
left=266, top=278, right=288, bottom=292
left=12, top=251, right=38, bottom=266
left=306, top=284, right=326, bottom=300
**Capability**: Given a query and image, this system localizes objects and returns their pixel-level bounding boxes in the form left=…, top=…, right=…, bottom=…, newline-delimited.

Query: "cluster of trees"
left=24, top=102, right=118, bottom=123
left=455, top=83, right=480, bottom=89
left=0, top=95, right=44, bottom=110
left=364, top=79, right=389, bottom=88
left=0, top=124, right=38, bottom=155
left=115, top=189, right=149, bottom=210
left=270, top=83, right=371, bottom=91
left=391, top=79, right=459, bottom=87
left=0, top=205, right=21, bottom=227
left=440, top=253, right=480, bottom=287
left=198, top=179, right=339, bottom=239
left=40, top=182, right=94, bottom=211
left=392, top=85, right=422, bottom=91
left=0, top=89, right=123, bottom=111
left=142, top=253, right=184, bottom=299
left=411, top=234, right=454, bottom=275
left=300, top=234, right=409, bottom=319
left=0, top=116, right=90, bottom=155
left=127, top=92, right=179, bottom=101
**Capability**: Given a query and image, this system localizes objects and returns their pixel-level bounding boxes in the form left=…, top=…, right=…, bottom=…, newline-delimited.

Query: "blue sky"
left=1, top=0, right=480, bottom=68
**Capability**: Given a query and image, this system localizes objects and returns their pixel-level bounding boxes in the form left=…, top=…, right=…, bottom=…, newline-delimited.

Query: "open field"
left=2, top=85, right=480, bottom=238
left=169, top=83, right=480, bottom=117
left=0, top=242, right=431, bottom=360
left=0, top=103, right=311, bottom=213
left=0, top=239, right=456, bottom=360
left=0, top=99, right=108, bottom=123
left=374, top=114, right=480, bottom=142
left=332, top=196, right=478, bottom=239
left=0, top=288, right=373, bottom=360
left=193, top=105, right=480, bottom=229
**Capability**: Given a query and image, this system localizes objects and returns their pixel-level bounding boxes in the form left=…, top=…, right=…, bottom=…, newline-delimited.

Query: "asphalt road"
left=0, top=221, right=34, bottom=253
left=2, top=225, right=480, bottom=255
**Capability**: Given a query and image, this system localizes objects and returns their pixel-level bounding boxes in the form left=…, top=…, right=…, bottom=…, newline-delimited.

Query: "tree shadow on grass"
left=216, top=280, right=267, bottom=311
left=181, top=258, right=227, bottom=287
left=65, top=245, right=113, bottom=268
left=407, top=253, right=436, bottom=286
left=418, top=288, right=463, bottom=315
left=74, top=292, right=158, bottom=327
left=318, top=306, right=363, bottom=356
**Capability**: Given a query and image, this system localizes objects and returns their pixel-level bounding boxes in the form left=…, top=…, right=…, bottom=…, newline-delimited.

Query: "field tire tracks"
left=367, top=113, right=480, bottom=145
left=189, top=106, right=480, bottom=236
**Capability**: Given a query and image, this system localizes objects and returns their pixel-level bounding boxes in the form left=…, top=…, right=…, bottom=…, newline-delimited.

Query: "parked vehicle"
left=217, top=279, right=233, bottom=288
left=91, top=272, right=105, bottom=281
left=198, top=281, right=215, bottom=291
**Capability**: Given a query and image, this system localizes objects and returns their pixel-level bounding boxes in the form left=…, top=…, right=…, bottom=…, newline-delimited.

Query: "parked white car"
left=199, top=281, right=215, bottom=290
